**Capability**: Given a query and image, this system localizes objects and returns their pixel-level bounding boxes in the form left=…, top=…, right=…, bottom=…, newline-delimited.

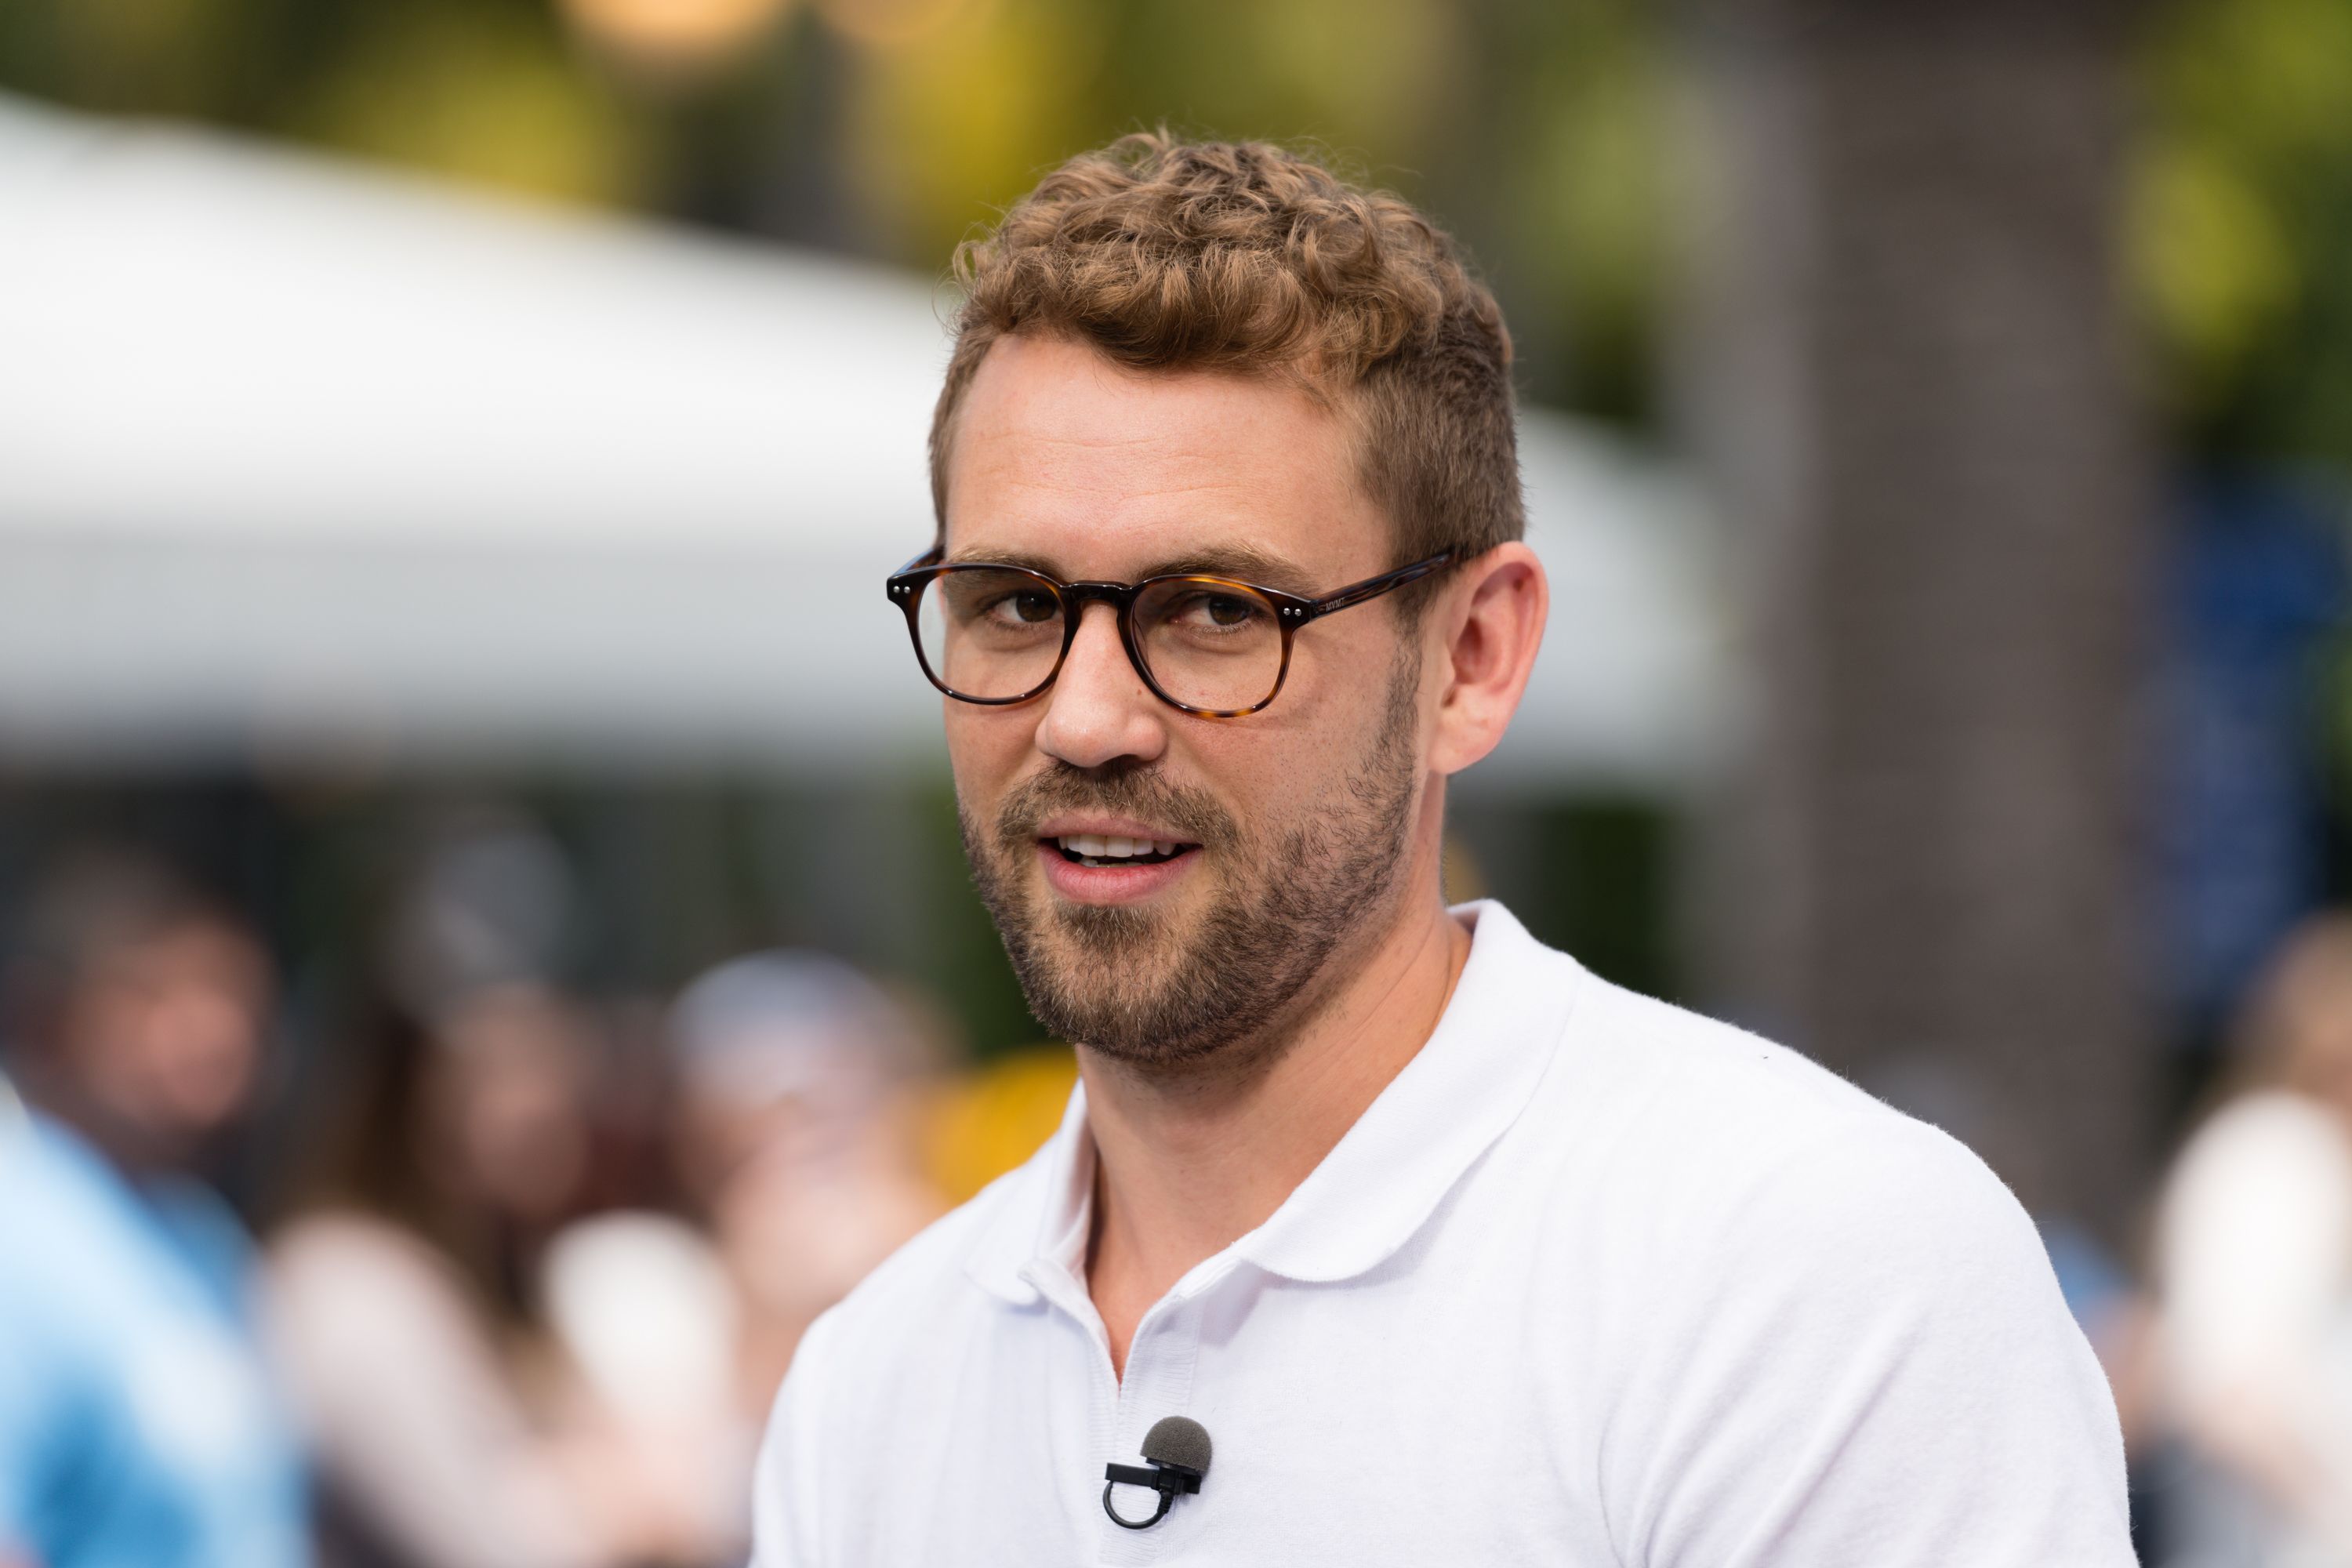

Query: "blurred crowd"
left=13, top=826, right=2352, bottom=1566
left=2146, top=916, right=2352, bottom=1566
left=0, top=831, right=1071, bottom=1568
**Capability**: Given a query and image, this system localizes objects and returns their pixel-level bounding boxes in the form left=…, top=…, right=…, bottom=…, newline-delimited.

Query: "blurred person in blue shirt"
left=0, top=850, right=306, bottom=1568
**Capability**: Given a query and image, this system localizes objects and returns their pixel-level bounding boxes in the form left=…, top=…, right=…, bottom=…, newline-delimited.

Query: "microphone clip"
left=1102, top=1459, right=1202, bottom=1530
left=1101, top=1415, right=1213, bottom=1530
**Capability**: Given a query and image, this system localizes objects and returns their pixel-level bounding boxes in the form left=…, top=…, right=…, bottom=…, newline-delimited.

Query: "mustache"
left=993, top=764, right=1236, bottom=858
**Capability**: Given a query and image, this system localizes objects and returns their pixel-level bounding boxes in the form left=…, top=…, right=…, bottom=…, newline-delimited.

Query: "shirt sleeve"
left=750, top=1308, right=843, bottom=1568
left=0, top=1244, right=66, bottom=1558
left=0, top=1359, right=39, bottom=1559
left=1611, top=1123, right=2136, bottom=1568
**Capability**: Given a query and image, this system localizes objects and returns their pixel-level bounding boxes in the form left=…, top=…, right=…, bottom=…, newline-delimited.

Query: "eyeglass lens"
left=914, top=568, right=1284, bottom=710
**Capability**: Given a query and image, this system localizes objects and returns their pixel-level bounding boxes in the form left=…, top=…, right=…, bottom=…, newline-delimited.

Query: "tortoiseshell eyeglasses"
left=884, top=549, right=1455, bottom=718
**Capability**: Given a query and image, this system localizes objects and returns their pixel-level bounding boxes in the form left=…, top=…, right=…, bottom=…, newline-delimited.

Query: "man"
left=0, top=851, right=307, bottom=1568
left=753, top=135, right=2133, bottom=1563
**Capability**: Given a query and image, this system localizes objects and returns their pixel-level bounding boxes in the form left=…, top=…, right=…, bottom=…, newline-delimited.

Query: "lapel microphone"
left=1102, top=1416, right=1213, bottom=1529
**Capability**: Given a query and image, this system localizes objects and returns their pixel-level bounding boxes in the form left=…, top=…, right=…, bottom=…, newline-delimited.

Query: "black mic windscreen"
left=1141, top=1416, right=1212, bottom=1475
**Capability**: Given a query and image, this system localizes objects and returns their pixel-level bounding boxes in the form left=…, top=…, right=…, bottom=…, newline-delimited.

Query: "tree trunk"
left=1678, top=1, right=2157, bottom=1239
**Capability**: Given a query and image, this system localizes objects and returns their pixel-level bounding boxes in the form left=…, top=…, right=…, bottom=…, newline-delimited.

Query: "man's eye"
left=1205, top=596, right=1254, bottom=626
left=989, top=590, right=1058, bottom=625
left=1173, top=593, right=1261, bottom=630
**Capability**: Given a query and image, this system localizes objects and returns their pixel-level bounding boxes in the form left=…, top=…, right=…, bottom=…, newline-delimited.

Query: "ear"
left=1425, top=543, right=1548, bottom=777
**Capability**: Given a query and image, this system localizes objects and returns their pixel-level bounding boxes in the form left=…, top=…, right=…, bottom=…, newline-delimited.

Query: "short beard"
left=960, top=648, right=1423, bottom=1076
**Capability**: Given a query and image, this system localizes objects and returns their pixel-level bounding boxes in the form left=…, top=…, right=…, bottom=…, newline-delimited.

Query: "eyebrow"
left=943, top=542, right=1319, bottom=596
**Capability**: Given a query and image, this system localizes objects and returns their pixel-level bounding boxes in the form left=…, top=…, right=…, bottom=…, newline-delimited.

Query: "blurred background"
left=0, top=0, right=2347, bottom=1563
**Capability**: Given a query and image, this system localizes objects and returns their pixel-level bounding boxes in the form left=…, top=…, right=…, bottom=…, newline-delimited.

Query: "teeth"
left=1055, top=833, right=1189, bottom=862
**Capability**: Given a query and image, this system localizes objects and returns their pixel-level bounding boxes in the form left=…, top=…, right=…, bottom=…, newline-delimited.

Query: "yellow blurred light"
left=921, top=1047, right=1078, bottom=1205
left=844, top=0, right=1103, bottom=258
left=561, top=0, right=797, bottom=69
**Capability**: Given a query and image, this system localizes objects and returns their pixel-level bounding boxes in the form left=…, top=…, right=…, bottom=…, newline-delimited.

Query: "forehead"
left=942, top=334, right=1381, bottom=582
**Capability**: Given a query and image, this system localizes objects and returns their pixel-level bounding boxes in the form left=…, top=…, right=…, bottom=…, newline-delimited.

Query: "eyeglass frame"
left=884, top=546, right=1457, bottom=718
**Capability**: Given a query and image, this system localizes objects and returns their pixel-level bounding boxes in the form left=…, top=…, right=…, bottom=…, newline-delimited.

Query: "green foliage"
left=0, top=0, right=1677, bottom=425
left=284, top=5, right=645, bottom=203
left=1450, top=794, right=1677, bottom=1002
left=2136, top=0, right=2352, bottom=464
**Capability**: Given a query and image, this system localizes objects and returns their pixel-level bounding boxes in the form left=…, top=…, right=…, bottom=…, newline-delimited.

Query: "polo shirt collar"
left=962, top=900, right=1584, bottom=1305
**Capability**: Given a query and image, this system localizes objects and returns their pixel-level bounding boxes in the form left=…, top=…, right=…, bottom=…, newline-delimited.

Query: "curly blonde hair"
left=929, top=133, right=1523, bottom=595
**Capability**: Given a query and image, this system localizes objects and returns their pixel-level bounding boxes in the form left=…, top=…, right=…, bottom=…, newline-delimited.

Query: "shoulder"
left=2155, top=1091, right=2352, bottom=1392
left=0, top=1126, right=107, bottom=1418
left=2158, top=1090, right=2352, bottom=1270
left=2167, top=1089, right=2352, bottom=1203
left=266, top=1213, right=489, bottom=1367
left=1517, top=985, right=2129, bottom=1562
left=0, top=1119, right=143, bottom=1312
left=1530, top=977, right=2024, bottom=1252
left=0, top=1116, right=113, bottom=1233
left=270, top=1210, right=453, bottom=1294
left=1570, top=978, right=1905, bottom=1138
left=1501, top=973, right=2088, bottom=1411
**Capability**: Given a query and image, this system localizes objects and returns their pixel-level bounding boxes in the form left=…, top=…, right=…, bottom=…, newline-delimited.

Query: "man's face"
left=67, top=919, right=271, bottom=1155
left=941, top=334, right=1432, bottom=1070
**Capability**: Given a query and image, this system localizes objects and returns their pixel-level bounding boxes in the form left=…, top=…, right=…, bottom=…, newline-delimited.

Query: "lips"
left=1033, top=815, right=1202, bottom=866
left=1007, top=794, right=1228, bottom=908
left=1033, top=832, right=1201, bottom=906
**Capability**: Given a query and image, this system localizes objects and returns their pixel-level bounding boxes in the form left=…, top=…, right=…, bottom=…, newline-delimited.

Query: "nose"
left=1033, top=601, right=1167, bottom=770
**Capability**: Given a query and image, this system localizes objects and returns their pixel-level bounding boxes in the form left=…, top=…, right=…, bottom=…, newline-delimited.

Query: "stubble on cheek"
left=953, top=647, right=1423, bottom=1069
left=958, top=762, right=1234, bottom=975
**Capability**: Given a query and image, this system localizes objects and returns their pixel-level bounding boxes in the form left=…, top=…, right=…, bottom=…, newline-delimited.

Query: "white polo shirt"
left=753, top=902, right=2133, bottom=1566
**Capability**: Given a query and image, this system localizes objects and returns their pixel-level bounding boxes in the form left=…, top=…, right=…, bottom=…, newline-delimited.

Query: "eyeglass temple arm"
left=1305, top=550, right=1457, bottom=618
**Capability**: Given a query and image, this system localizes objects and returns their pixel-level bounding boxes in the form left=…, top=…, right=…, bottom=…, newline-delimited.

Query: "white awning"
left=0, top=95, right=1724, bottom=788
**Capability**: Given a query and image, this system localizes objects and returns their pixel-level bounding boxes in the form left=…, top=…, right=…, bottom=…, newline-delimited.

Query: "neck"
left=13, top=1062, right=179, bottom=1178
left=1078, top=826, right=1472, bottom=1359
